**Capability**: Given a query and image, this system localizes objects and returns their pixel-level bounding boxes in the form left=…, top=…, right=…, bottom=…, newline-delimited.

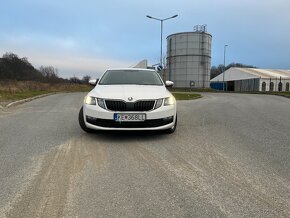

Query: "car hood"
left=89, top=85, right=171, bottom=100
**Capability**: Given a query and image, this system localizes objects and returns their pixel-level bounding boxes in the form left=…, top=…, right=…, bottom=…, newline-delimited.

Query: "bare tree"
left=82, top=75, right=91, bottom=84
left=39, top=66, right=59, bottom=82
left=1, top=52, right=43, bottom=80
left=2, top=52, right=19, bottom=60
left=69, top=76, right=82, bottom=84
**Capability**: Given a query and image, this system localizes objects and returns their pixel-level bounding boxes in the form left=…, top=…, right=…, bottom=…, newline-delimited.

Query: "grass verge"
left=169, top=87, right=216, bottom=92
left=0, top=81, right=92, bottom=102
left=235, top=91, right=290, bottom=98
left=172, top=92, right=202, bottom=100
left=271, top=92, right=290, bottom=98
left=0, top=90, right=51, bottom=101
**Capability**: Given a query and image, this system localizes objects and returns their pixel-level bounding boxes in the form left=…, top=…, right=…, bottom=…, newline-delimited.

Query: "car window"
left=99, top=70, right=163, bottom=85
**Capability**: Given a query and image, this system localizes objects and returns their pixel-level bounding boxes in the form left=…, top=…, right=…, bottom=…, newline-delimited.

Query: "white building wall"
left=259, top=78, right=290, bottom=91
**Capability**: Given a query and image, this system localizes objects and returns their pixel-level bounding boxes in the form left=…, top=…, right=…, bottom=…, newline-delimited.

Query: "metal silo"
left=166, top=25, right=212, bottom=88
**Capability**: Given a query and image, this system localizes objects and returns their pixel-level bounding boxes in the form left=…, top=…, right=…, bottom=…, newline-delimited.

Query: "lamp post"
left=223, top=44, right=228, bottom=91
left=146, top=14, right=178, bottom=67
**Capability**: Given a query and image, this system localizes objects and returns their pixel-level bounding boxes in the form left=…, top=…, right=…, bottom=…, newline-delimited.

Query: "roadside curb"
left=177, top=96, right=203, bottom=101
left=5, top=93, right=55, bottom=108
left=171, top=92, right=203, bottom=101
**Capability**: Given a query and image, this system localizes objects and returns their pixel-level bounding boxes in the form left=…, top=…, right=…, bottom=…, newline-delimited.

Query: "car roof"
left=106, top=68, right=156, bottom=72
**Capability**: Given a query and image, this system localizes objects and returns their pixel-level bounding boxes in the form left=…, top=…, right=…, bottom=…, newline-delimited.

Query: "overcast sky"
left=1, top=0, right=289, bottom=78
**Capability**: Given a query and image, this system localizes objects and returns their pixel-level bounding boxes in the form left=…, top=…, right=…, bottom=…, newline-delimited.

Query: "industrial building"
left=166, top=25, right=212, bottom=88
left=210, top=67, right=290, bottom=92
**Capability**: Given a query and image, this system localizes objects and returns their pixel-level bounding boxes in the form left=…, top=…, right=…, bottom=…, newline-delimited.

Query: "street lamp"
left=146, top=14, right=178, bottom=67
left=223, top=44, right=228, bottom=91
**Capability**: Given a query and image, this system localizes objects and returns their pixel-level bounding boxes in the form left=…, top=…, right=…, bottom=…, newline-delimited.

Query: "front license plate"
left=114, top=113, right=146, bottom=122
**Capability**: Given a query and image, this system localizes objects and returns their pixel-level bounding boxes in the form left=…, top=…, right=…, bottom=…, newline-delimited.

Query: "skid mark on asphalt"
left=128, top=143, right=228, bottom=217
left=6, top=135, right=106, bottom=218
left=131, top=135, right=290, bottom=218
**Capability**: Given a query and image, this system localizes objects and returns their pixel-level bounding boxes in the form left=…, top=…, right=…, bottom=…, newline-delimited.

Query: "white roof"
left=211, top=67, right=290, bottom=82
left=133, top=59, right=148, bottom=69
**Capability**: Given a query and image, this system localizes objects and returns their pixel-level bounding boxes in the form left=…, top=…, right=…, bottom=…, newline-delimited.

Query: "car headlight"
left=84, top=96, right=96, bottom=105
left=164, top=96, right=175, bottom=106
left=154, top=98, right=163, bottom=109
left=97, top=98, right=106, bottom=109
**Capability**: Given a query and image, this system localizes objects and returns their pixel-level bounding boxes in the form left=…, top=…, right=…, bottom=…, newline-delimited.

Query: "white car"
left=79, top=68, right=177, bottom=133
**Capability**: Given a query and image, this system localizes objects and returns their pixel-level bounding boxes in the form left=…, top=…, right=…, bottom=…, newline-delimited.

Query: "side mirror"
left=165, top=80, right=174, bottom=87
left=88, top=79, right=99, bottom=86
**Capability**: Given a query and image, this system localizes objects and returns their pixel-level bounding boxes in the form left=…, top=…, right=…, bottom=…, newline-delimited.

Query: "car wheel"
left=78, top=107, right=95, bottom=133
left=165, top=114, right=177, bottom=134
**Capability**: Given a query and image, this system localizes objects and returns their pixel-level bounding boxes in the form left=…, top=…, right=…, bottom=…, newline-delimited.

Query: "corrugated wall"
left=234, top=79, right=260, bottom=92
left=166, top=32, right=212, bottom=88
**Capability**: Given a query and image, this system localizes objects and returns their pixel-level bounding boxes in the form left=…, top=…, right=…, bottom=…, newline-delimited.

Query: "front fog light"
left=164, top=96, right=175, bottom=106
left=163, top=116, right=173, bottom=121
left=97, top=98, right=106, bottom=109
left=84, top=96, right=96, bottom=105
left=154, top=99, right=163, bottom=109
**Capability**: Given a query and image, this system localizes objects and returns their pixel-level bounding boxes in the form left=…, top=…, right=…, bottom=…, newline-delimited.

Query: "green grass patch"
left=271, top=92, right=290, bottom=98
left=172, top=92, right=202, bottom=100
left=0, top=90, right=51, bottom=101
left=240, top=91, right=290, bottom=98
left=169, top=87, right=216, bottom=92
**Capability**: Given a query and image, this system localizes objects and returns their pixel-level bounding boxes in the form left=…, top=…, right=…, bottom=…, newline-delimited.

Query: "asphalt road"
left=0, top=93, right=290, bottom=218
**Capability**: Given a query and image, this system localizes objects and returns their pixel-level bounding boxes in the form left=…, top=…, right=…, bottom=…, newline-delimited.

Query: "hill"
left=0, top=53, right=45, bottom=81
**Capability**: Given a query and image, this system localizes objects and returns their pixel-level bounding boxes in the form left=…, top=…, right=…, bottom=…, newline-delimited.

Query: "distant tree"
left=210, top=64, right=224, bottom=79
left=82, top=75, right=91, bottom=84
left=225, top=63, right=256, bottom=70
left=39, top=66, right=59, bottom=83
left=69, top=76, right=82, bottom=84
left=0, top=52, right=43, bottom=81
left=0, top=52, right=84, bottom=83
left=21, top=57, right=32, bottom=66
left=0, top=60, right=13, bottom=80
left=2, top=52, right=19, bottom=60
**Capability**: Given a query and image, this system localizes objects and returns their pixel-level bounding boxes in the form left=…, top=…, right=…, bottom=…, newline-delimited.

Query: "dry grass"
left=0, top=81, right=92, bottom=101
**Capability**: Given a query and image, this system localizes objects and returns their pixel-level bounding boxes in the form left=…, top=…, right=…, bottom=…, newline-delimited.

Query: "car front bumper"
left=83, top=103, right=176, bottom=131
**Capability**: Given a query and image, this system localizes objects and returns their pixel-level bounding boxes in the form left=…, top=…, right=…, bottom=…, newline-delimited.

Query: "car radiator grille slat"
left=105, top=100, right=155, bottom=111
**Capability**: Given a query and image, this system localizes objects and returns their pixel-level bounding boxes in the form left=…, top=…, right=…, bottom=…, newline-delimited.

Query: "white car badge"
left=128, top=97, right=133, bottom=101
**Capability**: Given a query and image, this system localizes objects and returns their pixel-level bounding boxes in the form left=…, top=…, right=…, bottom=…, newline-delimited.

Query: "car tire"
left=165, top=114, right=177, bottom=134
left=78, top=107, right=95, bottom=133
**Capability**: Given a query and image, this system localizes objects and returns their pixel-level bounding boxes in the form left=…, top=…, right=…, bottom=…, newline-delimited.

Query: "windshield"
left=98, top=70, right=163, bottom=85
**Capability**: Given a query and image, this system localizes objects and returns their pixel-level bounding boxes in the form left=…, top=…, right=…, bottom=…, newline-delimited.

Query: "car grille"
left=105, top=100, right=126, bottom=111
left=105, top=100, right=155, bottom=111
left=86, top=117, right=174, bottom=128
